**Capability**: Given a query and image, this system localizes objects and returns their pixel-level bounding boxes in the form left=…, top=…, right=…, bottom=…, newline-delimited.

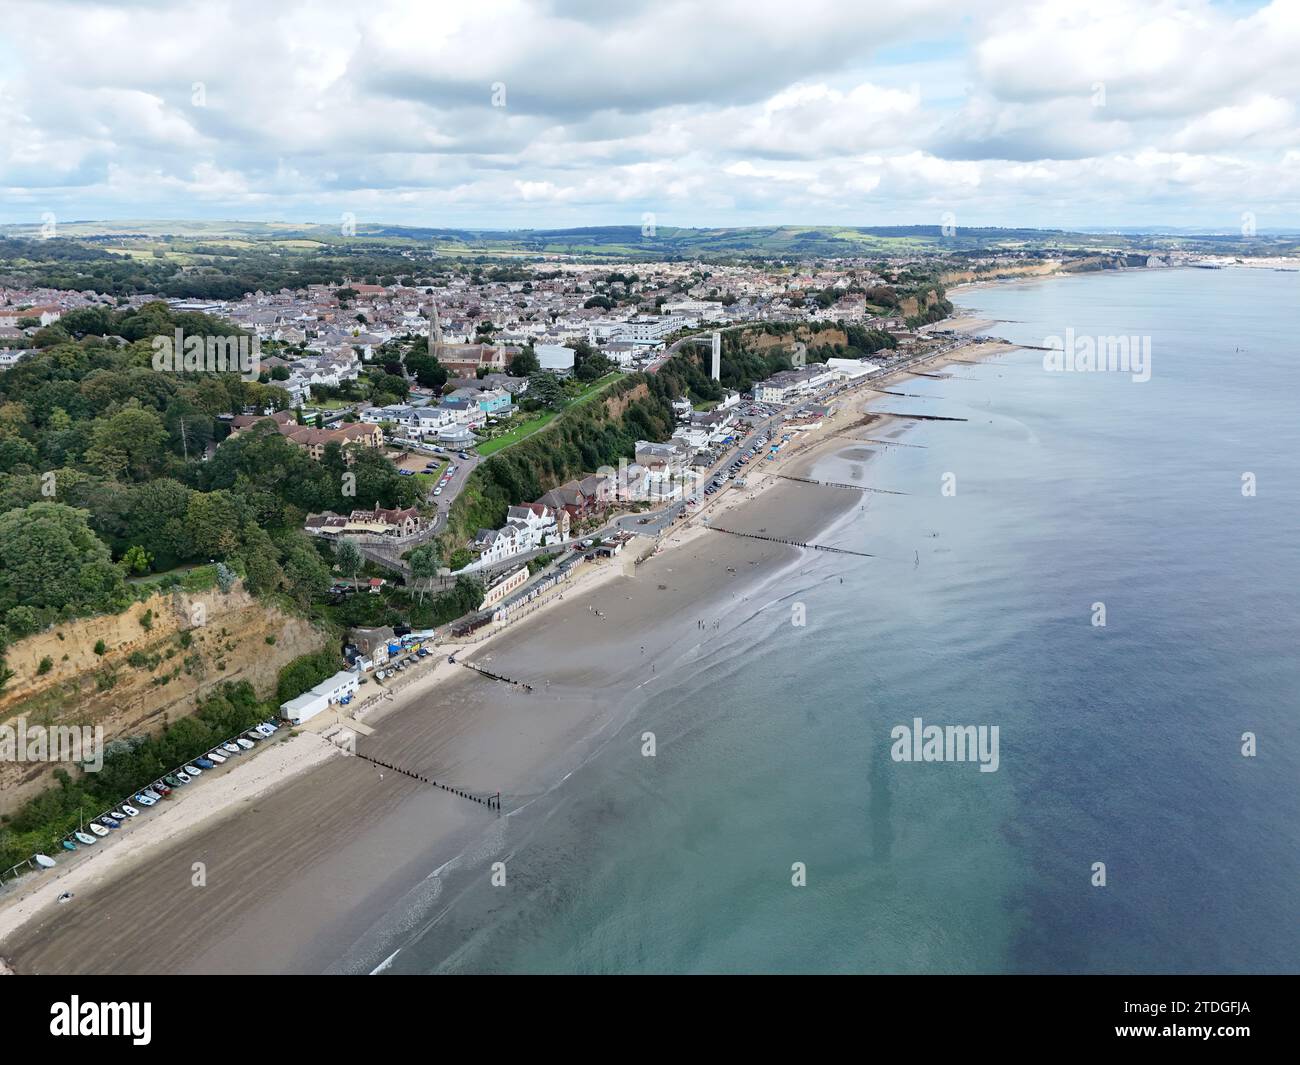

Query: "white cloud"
left=0, top=0, right=1296, bottom=228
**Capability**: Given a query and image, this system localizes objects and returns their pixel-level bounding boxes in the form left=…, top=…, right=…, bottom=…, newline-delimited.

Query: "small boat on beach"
left=73, top=831, right=96, bottom=846
left=35, top=854, right=57, bottom=868
left=61, top=840, right=77, bottom=852
left=87, top=823, right=109, bottom=838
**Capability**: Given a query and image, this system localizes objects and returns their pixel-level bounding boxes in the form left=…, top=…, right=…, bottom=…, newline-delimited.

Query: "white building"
left=470, top=503, right=566, bottom=567
left=752, top=365, right=836, bottom=405
left=537, top=344, right=576, bottom=373
left=825, top=357, right=880, bottom=381
left=279, top=670, right=360, bottom=725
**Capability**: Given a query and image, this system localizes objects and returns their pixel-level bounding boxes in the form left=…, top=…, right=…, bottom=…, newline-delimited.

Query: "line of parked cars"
left=374, top=647, right=430, bottom=680
left=57, top=720, right=284, bottom=854
left=690, top=432, right=771, bottom=505
left=431, top=463, right=458, bottom=497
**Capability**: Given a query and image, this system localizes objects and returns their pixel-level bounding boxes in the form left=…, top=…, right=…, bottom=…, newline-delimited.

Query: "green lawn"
left=477, top=411, right=557, bottom=456
left=413, top=463, right=446, bottom=490
left=127, top=562, right=223, bottom=594
left=476, top=372, right=623, bottom=457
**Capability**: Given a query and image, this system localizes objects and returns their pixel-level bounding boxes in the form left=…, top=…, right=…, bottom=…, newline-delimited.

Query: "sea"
left=376, top=266, right=1300, bottom=974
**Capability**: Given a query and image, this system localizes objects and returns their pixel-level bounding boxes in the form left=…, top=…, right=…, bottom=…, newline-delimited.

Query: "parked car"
left=433, top=487, right=443, bottom=496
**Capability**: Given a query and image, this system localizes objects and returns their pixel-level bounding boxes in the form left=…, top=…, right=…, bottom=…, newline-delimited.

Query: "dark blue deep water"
left=381, top=268, right=1300, bottom=974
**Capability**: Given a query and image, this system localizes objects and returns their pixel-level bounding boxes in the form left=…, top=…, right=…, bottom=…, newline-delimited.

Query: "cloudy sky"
left=2, top=0, right=1298, bottom=230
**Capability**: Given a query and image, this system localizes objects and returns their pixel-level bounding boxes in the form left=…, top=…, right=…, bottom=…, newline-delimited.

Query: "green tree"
left=335, top=540, right=363, bottom=589
left=407, top=543, right=440, bottom=604
left=278, top=534, right=331, bottom=608
left=509, top=346, right=540, bottom=377
left=0, top=502, right=127, bottom=616
left=121, top=544, right=153, bottom=574
left=84, top=406, right=168, bottom=481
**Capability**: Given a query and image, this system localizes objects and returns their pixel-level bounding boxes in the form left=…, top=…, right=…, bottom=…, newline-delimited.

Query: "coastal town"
left=0, top=224, right=1282, bottom=952
left=0, top=235, right=1016, bottom=908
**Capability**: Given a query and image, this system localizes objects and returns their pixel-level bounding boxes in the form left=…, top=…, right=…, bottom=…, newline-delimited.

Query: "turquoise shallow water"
left=379, top=267, right=1300, bottom=974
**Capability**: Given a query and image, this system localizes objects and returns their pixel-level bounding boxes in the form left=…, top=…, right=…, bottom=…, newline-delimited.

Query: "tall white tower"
left=710, top=331, right=721, bottom=381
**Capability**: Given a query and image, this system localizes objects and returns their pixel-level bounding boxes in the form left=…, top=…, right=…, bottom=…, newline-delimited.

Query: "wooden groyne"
left=706, top=526, right=874, bottom=558
left=461, top=661, right=535, bottom=692
left=873, top=411, right=968, bottom=422
left=778, top=474, right=906, bottom=496
left=353, top=751, right=501, bottom=811
left=838, top=434, right=928, bottom=449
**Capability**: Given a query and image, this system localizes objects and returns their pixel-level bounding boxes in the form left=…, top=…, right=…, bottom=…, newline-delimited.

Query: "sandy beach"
left=0, top=325, right=1016, bottom=975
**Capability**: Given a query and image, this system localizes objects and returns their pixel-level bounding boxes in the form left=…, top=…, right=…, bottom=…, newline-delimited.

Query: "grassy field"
left=413, top=462, right=446, bottom=490
left=477, top=411, right=557, bottom=456
left=127, top=562, right=223, bottom=593
left=475, top=372, right=622, bottom=457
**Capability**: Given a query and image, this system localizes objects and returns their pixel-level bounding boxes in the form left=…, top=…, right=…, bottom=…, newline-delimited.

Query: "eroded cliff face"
left=0, top=583, right=328, bottom=813
left=939, top=261, right=1064, bottom=286
left=747, top=326, right=850, bottom=352
left=602, top=380, right=650, bottom=418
